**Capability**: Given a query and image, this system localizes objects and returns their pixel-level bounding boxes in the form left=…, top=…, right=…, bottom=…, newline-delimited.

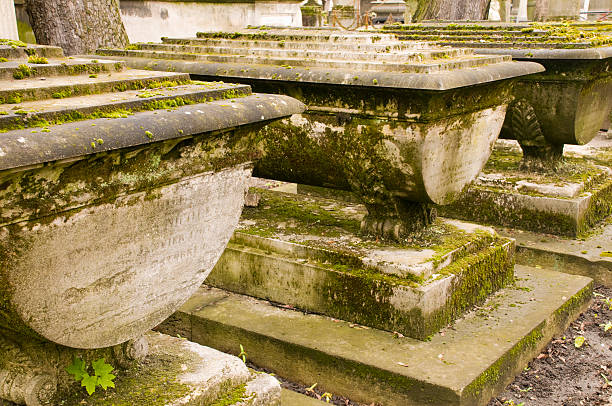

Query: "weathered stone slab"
left=499, top=222, right=612, bottom=287
left=95, top=29, right=544, bottom=239
left=159, top=266, right=592, bottom=406
left=205, top=188, right=514, bottom=339
left=438, top=140, right=612, bottom=237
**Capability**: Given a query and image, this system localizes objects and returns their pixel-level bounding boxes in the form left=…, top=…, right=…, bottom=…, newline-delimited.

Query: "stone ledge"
left=0, top=93, right=304, bottom=171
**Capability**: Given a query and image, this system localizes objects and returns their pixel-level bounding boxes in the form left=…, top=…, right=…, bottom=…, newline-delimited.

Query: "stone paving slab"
left=160, top=266, right=592, bottom=406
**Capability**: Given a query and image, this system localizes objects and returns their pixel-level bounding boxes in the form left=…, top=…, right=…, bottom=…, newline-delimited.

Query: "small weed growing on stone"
left=66, top=357, right=116, bottom=395
left=238, top=344, right=247, bottom=363
left=574, top=335, right=585, bottom=348
left=600, top=321, right=612, bottom=332
left=0, top=57, right=7, bottom=63
left=27, top=55, right=48, bottom=64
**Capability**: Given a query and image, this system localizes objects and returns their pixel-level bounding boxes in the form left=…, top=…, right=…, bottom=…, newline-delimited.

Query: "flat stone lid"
left=95, top=28, right=544, bottom=90
left=0, top=49, right=304, bottom=172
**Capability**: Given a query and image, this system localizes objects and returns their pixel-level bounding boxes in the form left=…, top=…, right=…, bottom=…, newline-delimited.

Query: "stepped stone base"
left=209, top=188, right=515, bottom=340
left=499, top=221, right=612, bottom=287
left=439, top=140, right=612, bottom=237
left=59, top=332, right=280, bottom=406
left=159, top=267, right=592, bottom=406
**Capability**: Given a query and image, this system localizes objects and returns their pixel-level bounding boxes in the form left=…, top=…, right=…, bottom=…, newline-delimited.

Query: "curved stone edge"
left=0, top=94, right=305, bottom=172
left=474, top=46, right=612, bottom=60
left=94, top=55, right=545, bottom=91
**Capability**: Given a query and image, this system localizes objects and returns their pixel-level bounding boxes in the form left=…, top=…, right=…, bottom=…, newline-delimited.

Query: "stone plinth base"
left=204, top=188, right=515, bottom=340
left=159, top=267, right=592, bottom=406
left=440, top=140, right=612, bottom=237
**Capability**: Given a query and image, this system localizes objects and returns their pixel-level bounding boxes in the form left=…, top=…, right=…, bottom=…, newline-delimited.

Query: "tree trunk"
left=25, top=0, right=128, bottom=55
left=414, top=0, right=491, bottom=21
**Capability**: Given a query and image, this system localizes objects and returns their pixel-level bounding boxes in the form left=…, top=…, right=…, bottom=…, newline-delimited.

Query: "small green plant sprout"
left=574, top=335, right=586, bottom=348
left=27, top=55, right=48, bottom=64
left=66, top=357, right=116, bottom=396
left=321, top=392, right=332, bottom=403
left=238, top=344, right=247, bottom=363
left=144, top=130, right=153, bottom=139
left=372, top=78, right=378, bottom=85
left=595, top=295, right=612, bottom=310
left=503, top=401, right=525, bottom=406
left=0, top=57, right=7, bottom=63
left=600, top=321, right=612, bottom=332
left=602, top=373, right=611, bottom=388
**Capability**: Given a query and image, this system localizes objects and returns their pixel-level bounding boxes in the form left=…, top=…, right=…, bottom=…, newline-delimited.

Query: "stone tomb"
left=381, top=23, right=612, bottom=236
left=95, top=28, right=544, bottom=240
left=158, top=186, right=593, bottom=406
left=0, top=42, right=303, bottom=405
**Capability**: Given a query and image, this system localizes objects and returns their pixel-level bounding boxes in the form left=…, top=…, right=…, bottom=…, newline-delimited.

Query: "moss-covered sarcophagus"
left=382, top=22, right=612, bottom=165
left=379, top=23, right=612, bottom=236
left=96, top=28, right=543, bottom=240
left=0, top=41, right=303, bottom=405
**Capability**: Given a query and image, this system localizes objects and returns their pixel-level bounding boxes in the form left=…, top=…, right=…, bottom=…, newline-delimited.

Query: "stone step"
left=160, top=36, right=473, bottom=56
left=137, top=43, right=469, bottom=64
left=393, top=34, right=568, bottom=42
left=381, top=29, right=544, bottom=36
left=159, top=266, right=592, bottom=406
left=97, top=48, right=510, bottom=74
left=161, top=36, right=436, bottom=52
left=430, top=41, right=591, bottom=49
left=196, top=30, right=399, bottom=44
left=0, top=68, right=190, bottom=105
left=208, top=230, right=514, bottom=340
left=0, top=42, right=64, bottom=59
left=0, top=81, right=251, bottom=131
left=0, top=58, right=125, bottom=80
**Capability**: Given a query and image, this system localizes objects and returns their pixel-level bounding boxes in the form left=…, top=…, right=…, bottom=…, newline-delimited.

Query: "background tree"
left=25, top=0, right=128, bottom=55
left=413, top=0, right=491, bottom=21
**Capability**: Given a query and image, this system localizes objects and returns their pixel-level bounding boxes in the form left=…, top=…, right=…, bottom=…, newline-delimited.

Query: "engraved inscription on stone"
left=2, top=165, right=251, bottom=349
